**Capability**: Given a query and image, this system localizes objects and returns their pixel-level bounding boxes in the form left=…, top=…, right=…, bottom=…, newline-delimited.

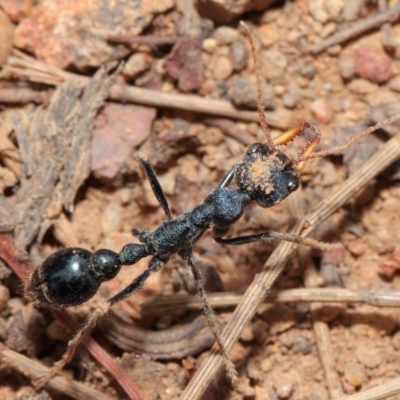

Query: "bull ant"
left=26, top=23, right=400, bottom=387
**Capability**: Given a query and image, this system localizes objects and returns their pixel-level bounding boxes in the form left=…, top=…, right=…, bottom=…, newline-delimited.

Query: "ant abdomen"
left=28, top=248, right=121, bottom=307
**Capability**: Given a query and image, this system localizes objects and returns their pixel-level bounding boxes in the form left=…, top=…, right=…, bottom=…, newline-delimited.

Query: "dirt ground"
left=2, top=0, right=400, bottom=399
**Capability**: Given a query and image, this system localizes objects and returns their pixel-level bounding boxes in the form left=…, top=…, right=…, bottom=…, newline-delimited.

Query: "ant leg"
left=213, top=230, right=338, bottom=251
left=179, top=249, right=238, bottom=384
left=218, top=166, right=236, bottom=189
left=138, top=153, right=172, bottom=220
left=35, top=256, right=167, bottom=389
left=34, top=301, right=112, bottom=389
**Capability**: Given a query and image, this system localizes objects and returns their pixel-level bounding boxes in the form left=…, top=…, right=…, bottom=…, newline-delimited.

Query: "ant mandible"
left=26, top=23, right=400, bottom=387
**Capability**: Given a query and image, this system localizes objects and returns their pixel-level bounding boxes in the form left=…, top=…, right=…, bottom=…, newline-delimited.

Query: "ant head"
left=234, top=123, right=321, bottom=208
left=235, top=143, right=300, bottom=208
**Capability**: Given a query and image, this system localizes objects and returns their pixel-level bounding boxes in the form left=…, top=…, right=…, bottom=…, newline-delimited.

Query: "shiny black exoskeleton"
left=28, top=143, right=300, bottom=309
left=29, top=248, right=122, bottom=307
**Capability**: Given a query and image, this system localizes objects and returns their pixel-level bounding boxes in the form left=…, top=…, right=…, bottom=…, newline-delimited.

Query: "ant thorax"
left=235, top=143, right=300, bottom=208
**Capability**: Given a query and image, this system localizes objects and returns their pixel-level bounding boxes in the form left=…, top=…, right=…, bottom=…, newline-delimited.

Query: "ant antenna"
left=291, top=113, right=400, bottom=166
left=240, top=21, right=275, bottom=150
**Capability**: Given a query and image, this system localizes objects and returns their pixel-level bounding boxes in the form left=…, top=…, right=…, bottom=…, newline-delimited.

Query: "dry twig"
left=107, top=35, right=180, bottom=46
left=180, top=133, right=400, bottom=399
left=0, top=87, right=47, bottom=104
left=379, top=0, right=395, bottom=50
left=312, top=4, right=400, bottom=54
left=141, top=288, right=400, bottom=316
left=336, top=377, right=400, bottom=400
left=0, top=343, right=115, bottom=400
left=2, top=51, right=294, bottom=130
left=301, top=248, right=343, bottom=398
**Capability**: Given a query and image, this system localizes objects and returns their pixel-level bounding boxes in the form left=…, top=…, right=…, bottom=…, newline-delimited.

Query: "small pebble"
left=320, top=22, right=336, bottom=38
left=228, top=76, right=275, bottom=109
left=273, top=373, right=293, bottom=399
left=246, top=357, right=260, bottom=382
left=347, top=79, right=377, bottom=94
left=308, top=0, right=329, bottom=23
left=356, top=347, right=382, bottom=369
left=202, top=37, right=217, bottom=53
left=257, top=24, right=279, bottom=47
left=310, top=98, right=334, bottom=124
left=283, top=81, right=301, bottom=109
left=320, top=263, right=342, bottom=287
left=286, top=29, right=301, bottom=44
left=317, top=305, right=343, bottom=322
left=274, top=85, right=285, bottom=96
left=254, top=386, right=270, bottom=399
left=298, top=64, right=316, bottom=78
left=342, top=0, right=365, bottom=21
left=344, top=361, right=364, bottom=387
left=388, top=75, right=400, bottom=92
left=236, top=378, right=255, bottom=397
left=230, top=40, right=249, bottom=71
left=326, top=1, right=343, bottom=20
left=247, top=357, right=261, bottom=381
left=308, top=385, right=329, bottom=400
left=212, top=26, right=239, bottom=45
left=347, top=240, right=366, bottom=256
left=217, top=45, right=230, bottom=56
left=338, top=56, right=355, bottom=80
left=279, top=331, right=295, bottom=348
left=292, top=335, right=312, bottom=354
left=240, top=325, right=254, bottom=342
left=259, top=50, right=287, bottom=80
left=212, top=55, right=233, bottom=81
left=123, top=52, right=153, bottom=78
left=252, top=319, right=269, bottom=343
left=260, top=357, right=274, bottom=373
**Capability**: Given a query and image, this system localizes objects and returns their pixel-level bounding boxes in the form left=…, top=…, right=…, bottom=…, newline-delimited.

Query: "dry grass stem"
left=302, top=248, right=343, bottom=398
left=2, top=51, right=294, bottom=129
left=0, top=343, right=115, bottom=400
left=335, top=377, right=400, bottom=400
left=141, top=287, right=400, bottom=316
left=312, top=4, right=400, bottom=54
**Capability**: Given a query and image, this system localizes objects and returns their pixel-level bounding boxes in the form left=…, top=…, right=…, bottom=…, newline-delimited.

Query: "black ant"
left=26, top=23, right=400, bottom=387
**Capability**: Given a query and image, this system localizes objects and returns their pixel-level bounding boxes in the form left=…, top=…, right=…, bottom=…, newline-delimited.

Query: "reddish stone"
left=0, top=0, right=33, bottom=22
left=165, top=38, right=204, bottom=93
left=379, top=247, right=400, bottom=278
left=354, top=47, right=392, bottom=84
left=310, top=98, right=334, bottom=124
left=14, top=0, right=174, bottom=70
left=91, top=103, right=156, bottom=181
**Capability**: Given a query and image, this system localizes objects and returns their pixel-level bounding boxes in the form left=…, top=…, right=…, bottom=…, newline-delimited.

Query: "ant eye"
left=288, top=180, right=299, bottom=191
